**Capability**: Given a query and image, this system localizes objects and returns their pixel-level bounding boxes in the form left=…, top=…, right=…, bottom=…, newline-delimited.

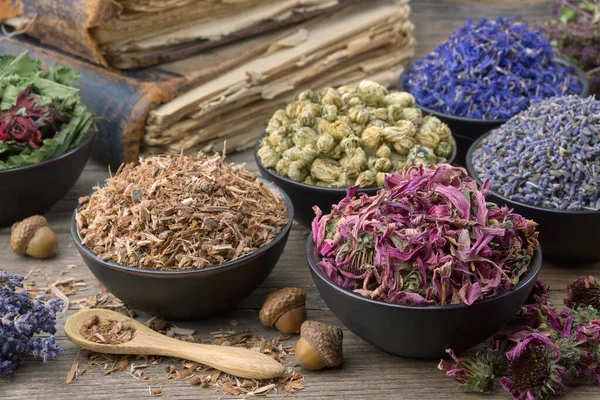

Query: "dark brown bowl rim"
left=398, top=58, right=590, bottom=124
left=254, top=133, right=458, bottom=194
left=71, top=177, right=294, bottom=276
left=306, top=235, right=542, bottom=311
left=0, top=129, right=95, bottom=175
left=466, top=130, right=600, bottom=215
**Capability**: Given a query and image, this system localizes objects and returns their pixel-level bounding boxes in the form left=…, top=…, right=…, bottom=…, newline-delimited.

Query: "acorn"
left=259, top=287, right=307, bottom=334
left=295, top=321, right=343, bottom=370
left=11, top=215, right=58, bottom=259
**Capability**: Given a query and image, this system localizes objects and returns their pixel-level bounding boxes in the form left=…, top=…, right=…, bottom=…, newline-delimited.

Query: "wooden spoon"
left=64, top=308, right=286, bottom=379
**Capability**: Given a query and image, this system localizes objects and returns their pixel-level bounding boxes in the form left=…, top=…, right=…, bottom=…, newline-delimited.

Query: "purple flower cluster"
left=0, top=269, right=62, bottom=377
left=312, top=164, right=539, bottom=306
left=402, top=17, right=582, bottom=120
left=441, top=277, right=600, bottom=399
left=472, top=95, right=600, bottom=211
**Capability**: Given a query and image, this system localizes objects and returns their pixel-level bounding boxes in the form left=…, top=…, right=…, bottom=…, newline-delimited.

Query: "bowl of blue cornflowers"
left=400, top=17, right=589, bottom=166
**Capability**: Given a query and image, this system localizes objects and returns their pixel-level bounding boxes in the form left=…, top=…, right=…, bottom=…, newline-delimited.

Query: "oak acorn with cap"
left=295, top=320, right=343, bottom=370
left=259, top=287, right=307, bottom=334
left=11, top=215, right=58, bottom=259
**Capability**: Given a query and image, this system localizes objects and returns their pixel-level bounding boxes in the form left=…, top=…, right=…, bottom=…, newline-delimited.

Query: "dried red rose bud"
left=565, top=275, right=600, bottom=310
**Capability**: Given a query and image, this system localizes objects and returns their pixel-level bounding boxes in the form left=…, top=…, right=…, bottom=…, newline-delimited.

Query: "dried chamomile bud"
left=361, top=126, right=382, bottom=149
left=383, top=92, right=415, bottom=107
left=358, top=80, right=387, bottom=106
left=268, top=129, right=293, bottom=153
left=370, top=119, right=389, bottom=129
left=297, top=89, right=316, bottom=102
left=356, top=170, right=376, bottom=187
left=337, top=171, right=354, bottom=187
left=321, top=87, right=342, bottom=107
left=283, top=145, right=317, bottom=164
left=351, top=123, right=364, bottom=136
left=402, top=107, right=422, bottom=127
left=292, top=127, right=319, bottom=147
left=337, top=85, right=357, bottom=97
left=289, top=160, right=308, bottom=182
left=381, top=125, right=413, bottom=144
left=340, top=135, right=361, bottom=151
left=322, top=104, right=338, bottom=122
left=367, top=157, right=377, bottom=172
left=331, top=119, right=352, bottom=140
left=258, top=143, right=281, bottom=169
left=438, top=122, right=452, bottom=141
left=376, top=172, right=386, bottom=187
left=298, top=104, right=320, bottom=126
left=416, top=129, right=440, bottom=149
left=272, top=109, right=291, bottom=125
left=316, top=119, right=331, bottom=136
left=276, top=158, right=291, bottom=176
left=372, top=107, right=388, bottom=121
left=328, top=145, right=343, bottom=160
left=392, top=136, right=416, bottom=156
left=348, top=106, right=370, bottom=125
left=304, top=176, right=315, bottom=185
left=376, top=143, right=391, bottom=159
left=407, top=145, right=436, bottom=166
left=286, top=102, right=303, bottom=119
left=387, top=104, right=404, bottom=122
left=392, top=159, right=407, bottom=173
left=375, top=158, right=392, bottom=172
left=421, top=115, right=442, bottom=133
left=316, top=132, right=336, bottom=154
left=435, top=141, right=453, bottom=158
left=340, top=148, right=367, bottom=174
left=311, top=158, right=342, bottom=182
left=347, top=96, right=363, bottom=107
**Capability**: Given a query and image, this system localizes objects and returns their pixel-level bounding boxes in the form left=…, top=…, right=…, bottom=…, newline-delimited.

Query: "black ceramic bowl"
left=255, top=134, right=457, bottom=229
left=467, top=133, right=600, bottom=262
left=307, top=237, right=542, bottom=358
left=0, top=131, right=94, bottom=226
left=71, top=178, right=294, bottom=320
left=398, top=59, right=590, bottom=166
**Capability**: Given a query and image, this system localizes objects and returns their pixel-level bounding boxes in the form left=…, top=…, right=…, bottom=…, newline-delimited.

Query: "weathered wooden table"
left=2, top=1, right=599, bottom=399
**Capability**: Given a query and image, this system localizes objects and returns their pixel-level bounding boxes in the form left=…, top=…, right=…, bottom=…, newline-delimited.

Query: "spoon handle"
left=154, top=337, right=286, bottom=379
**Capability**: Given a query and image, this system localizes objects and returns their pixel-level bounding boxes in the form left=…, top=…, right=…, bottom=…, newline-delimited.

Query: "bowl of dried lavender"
left=255, top=80, right=457, bottom=228
left=0, top=52, right=95, bottom=225
left=306, top=164, right=542, bottom=358
left=72, top=153, right=293, bottom=320
left=467, top=95, right=600, bottom=262
left=399, top=17, right=589, bottom=166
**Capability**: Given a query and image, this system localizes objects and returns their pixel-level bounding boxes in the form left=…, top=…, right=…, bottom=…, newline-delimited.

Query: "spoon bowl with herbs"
left=65, top=308, right=286, bottom=379
left=72, top=153, right=294, bottom=320
left=467, top=95, right=600, bottom=262
left=306, top=164, right=542, bottom=358
left=255, top=80, right=457, bottom=228
left=0, top=52, right=95, bottom=225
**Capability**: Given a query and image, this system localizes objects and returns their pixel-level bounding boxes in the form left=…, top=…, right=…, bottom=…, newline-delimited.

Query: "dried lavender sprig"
left=472, top=95, right=600, bottom=211
left=0, top=269, right=62, bottom=377
left=403, top=17, right=582, bottom=120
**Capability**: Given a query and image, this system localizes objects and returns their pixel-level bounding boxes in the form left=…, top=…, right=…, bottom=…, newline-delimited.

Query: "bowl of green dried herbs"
left=72, top=153, right=293, bottom=320
left=467, top=95, right=600, bottom=262
left=306, top=164, right=542, bottom=358
left=255, top=80, right=457, bottom=228
left=0, top=52, right=95, bottom=225
left=399, top=17, right=589, bottom=166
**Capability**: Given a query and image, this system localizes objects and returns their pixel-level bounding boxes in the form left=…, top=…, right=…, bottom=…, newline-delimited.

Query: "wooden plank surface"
left=3, top=1, right=600, bottom=399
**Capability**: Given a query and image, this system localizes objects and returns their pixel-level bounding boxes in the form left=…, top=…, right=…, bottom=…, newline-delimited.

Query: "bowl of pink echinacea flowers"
left=306, top=164, right=542, bottom=358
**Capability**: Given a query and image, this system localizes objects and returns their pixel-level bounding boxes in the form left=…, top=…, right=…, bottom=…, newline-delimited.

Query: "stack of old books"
left=1, top=0, right=416, bottom=166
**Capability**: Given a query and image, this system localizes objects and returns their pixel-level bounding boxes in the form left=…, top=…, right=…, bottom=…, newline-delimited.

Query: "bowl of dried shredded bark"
left=72, top=153, right=293, bottom=320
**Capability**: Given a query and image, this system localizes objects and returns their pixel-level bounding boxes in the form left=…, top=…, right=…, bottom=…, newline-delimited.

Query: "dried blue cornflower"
left=403, top=17, right=582, bottom=120
left=472, top=95, right=600, bottom=211
left=0, top=269, right=62, bottom=377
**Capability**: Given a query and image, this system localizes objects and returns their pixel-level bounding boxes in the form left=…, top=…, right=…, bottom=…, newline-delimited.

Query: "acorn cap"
left=11, top=215, right=48, bottom=255
left=300, top=320, right=343, bottom=368
left=259, top=287, right=306, bottom=327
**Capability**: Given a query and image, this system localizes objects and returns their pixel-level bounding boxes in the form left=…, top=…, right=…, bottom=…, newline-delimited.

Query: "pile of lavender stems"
left=472, top=95, right=599, bottom=211
left=402, top=17, right=582, bottom=120
left=441, top=276, right=600, bottom=399
left=312, top=164, right=539, bottom=307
